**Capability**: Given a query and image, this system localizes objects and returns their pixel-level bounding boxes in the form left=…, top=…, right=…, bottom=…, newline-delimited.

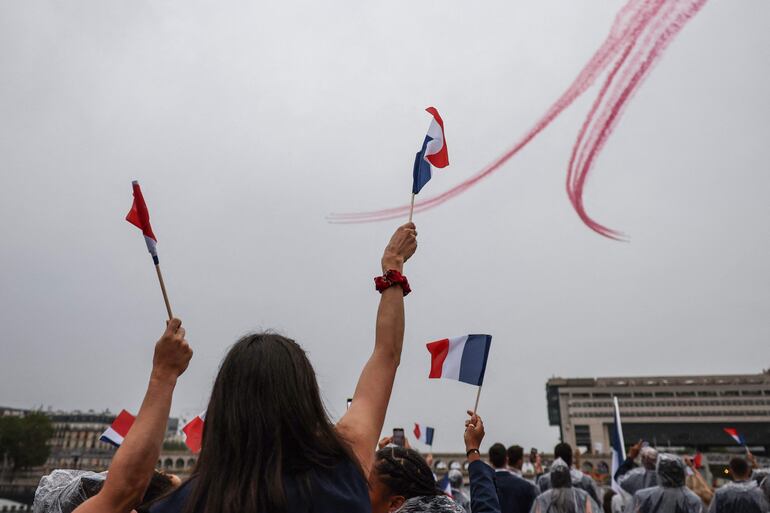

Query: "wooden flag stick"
left=408, top=193, right=416, bottom=223
left=154, top=264, right=174, bottom=320
left=472, top=385, right=483, bottom=416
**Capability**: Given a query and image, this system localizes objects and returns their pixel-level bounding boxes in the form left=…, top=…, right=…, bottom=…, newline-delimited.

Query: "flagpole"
left=408, top=193, right=416, bottom=223
left=154, top=263, right=173, bottom=320
left=472, top=385, right=482, bottom=415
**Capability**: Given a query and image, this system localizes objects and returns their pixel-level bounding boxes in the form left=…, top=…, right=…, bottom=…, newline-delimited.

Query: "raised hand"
left=464, top=410, right=485, bottom=457
left=382, top=222, right=417, bottom=271
left=152, top=318, right=193, bottom=384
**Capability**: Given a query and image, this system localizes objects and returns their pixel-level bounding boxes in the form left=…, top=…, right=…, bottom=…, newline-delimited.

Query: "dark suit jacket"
left=468, top=460, right=502, bottom=513
left=494, top=469, right=539, bottom=513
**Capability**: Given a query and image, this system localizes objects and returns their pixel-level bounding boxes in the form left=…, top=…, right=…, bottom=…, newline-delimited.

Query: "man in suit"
left=489, top=443, right=538, bottom=513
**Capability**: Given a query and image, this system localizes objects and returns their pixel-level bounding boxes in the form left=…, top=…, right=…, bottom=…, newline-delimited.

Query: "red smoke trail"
left=329, top=0, right=709, bottom=238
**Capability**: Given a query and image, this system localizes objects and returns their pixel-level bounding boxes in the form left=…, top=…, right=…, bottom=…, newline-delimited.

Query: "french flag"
left=412, top=107, right=449, bottom=194
left=426, top=334, right=492, bottom=386
left=99, top=410, right=136, bottom=447
left=126, top=180, right=159, bottom=264
left=723, top=427, right=745, bottom=446
left=413, top=423, right=435, bottom=446
left=610, top=397, right=626, bottom=492
left=438, top=474, right=453, bottom=496
left=183, top=411, right=206, bottom=454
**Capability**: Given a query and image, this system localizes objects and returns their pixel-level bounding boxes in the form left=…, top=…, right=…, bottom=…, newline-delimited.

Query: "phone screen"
left=346, top=398, right=352, bottom=410
left=393, top=428, right=405, bottom=447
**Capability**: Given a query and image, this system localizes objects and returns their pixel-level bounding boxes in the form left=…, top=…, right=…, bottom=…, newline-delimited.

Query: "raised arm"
left=336, top=223, right=417, bottom=475
left=465, top=411, right=501, bottom=513
left=75, top=319, right=192, bottom=513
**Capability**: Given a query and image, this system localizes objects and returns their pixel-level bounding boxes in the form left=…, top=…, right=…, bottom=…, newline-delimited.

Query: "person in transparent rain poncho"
left=707, top=456, right=769, bottom=513
left=530, top=459, right=601, bottom=513
left=626, top=454, right=704, bottom=513
left=33, top=470, right=107, bottom=513
left=618, top=446, right=659, bottom=496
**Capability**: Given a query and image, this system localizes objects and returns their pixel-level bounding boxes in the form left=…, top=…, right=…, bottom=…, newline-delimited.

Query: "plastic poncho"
left=620, top=466, right=659, bottom=496
left=397, top=494, right=466, bottom=513
left=707, top=479, right=769, bottom=513
left=448, top=469, right=470, bottom=513
left=530, top=459, right=602, bottom=513
left=626, top=454, right=704, bottom=513
left=537, top=464, right=601, bottom=504
left=33, top=469, right=107, bottom=513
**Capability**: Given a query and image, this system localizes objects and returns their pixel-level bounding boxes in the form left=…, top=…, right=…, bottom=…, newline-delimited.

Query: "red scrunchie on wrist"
left=374, top=269, right=411, bottom=296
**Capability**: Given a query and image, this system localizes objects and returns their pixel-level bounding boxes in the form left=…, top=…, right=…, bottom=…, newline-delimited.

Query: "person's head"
left=554, top=442, right=573, bottom=468
left=602, top=489, right=616, bottom=513
left=729, top=457, right=751, bottom=481
left=656, top=453, right=686, bottom=488
left=135, top=472, right=179, bottom=513
left=507, top=445, right=524, bottom=470
left=489, top=443, right=507, bottom=469
left=448, top=469, right=464, bottom=489
left=370, top=446, right=441, bottom=513
left=550, top=458, right=573, bottom=489
left=640, top=446, right=658, bottom=471
left=185, top=333, right=359, bottom=513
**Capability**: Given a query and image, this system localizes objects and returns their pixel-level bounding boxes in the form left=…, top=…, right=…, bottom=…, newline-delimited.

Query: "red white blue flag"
left=413, top=423, right=435, bottom=446
left=126, top=181, right=159, bottom=264
left=100, top=409, right=136, bottom=447
left=723, top=427, right=745, bottom=446
left=412, top=107, right=449, bottom=194
left=183, top=411, right=206, bottom=454
left=426, top=334, right=491, bottom=386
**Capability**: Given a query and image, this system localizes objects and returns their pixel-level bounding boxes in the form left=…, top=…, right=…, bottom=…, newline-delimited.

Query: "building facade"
left=546, top=369, right=770, bottom=454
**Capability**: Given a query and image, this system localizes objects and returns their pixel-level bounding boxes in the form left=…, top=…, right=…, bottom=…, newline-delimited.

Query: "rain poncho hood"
left=33, top=469, right=107, bottom=513
left=626, top=454, right=703, bottom=513
left=708, top=479, right=769, bottom=513
left=537, top=459, right=600, bottom=504
left=397, top=494, right=465, bottom=513
left=529, top=459, right=602, bottom=513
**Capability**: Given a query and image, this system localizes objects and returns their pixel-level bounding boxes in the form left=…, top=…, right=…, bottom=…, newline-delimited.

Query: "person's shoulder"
left=150, top=478, right=195, bottom=513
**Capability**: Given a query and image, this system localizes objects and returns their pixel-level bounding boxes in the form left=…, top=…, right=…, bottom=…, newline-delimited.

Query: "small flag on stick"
left=99, top=409, right=136, bottom=447
left=409, top=107, right=449, bottom=222
left=413, top=423, right=435, bottom=447
left=723, top=427, right=746, bottom=446
left=183, top=411, right=206, bottom=453
left=126, top=180, right=173, bottom=319
left=426, top=334, right=491, bottom=414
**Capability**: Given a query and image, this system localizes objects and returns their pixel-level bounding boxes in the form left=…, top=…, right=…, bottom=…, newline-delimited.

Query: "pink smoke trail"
left=329, top=0, right=709, bottom=239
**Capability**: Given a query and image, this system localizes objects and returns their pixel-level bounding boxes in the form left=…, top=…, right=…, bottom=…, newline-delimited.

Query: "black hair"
left=507, top=445, right=524, bottom=467
left=489, top=443, right=507, bottom=468
left=374, top=446, right=441, bottom=499
left=136, top=472, right=175, bottom=513
left=602, top=489, right=616, bottom=513
left=729, top=457, right=750, bottom=480
left=554, top=442, right=573, bottom=467
left=182, top=333, right=361, bottom=513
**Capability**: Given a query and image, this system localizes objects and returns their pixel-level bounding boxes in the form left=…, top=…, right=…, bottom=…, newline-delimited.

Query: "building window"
left=574, top=425, right=591, bottom=448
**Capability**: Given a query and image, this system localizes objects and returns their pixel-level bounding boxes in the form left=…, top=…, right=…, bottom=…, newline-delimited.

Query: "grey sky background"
left=1, top=1, right=768, bottom=452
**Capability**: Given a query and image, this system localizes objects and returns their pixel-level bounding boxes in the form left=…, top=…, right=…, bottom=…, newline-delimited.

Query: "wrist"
left=381, top=255, right=404, bottom=273
left=150, top=369, right=179, bottom=388
left=466, top=447, right=480, bottom=457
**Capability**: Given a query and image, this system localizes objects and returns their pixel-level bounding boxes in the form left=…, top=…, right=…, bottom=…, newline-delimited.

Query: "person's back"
left=537, top=444, right=600, bottom=504
left=708, top=457, right=769, bottom=513
left=530, top=459, right=601, bottom=513
left=627, top=454, right=703, bottom=513
left=489, top=443, right=537, bottom=513
left=619, top=447, right=659, bottom=497
left=448, top=469, right=471, bottom=513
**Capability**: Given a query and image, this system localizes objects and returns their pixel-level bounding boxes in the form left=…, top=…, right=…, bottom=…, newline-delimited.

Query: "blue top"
left=150, top=459, right=370, bottom=513
left=493, top=470, right=538, bottom=513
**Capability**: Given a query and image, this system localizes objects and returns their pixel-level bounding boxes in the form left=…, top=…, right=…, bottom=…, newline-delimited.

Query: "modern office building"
left=546, top=369, right=770, bottom=454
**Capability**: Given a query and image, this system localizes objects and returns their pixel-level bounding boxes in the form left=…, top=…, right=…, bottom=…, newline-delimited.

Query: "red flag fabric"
left=126, top=180, right=159, bottom=263
left=183, top=413, right=206, bottom=453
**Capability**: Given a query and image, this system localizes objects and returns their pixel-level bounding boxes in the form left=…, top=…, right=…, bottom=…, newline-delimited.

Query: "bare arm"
left=336, top=223, right=417, bottom=475
left=75, top=319, right=192, bottom=513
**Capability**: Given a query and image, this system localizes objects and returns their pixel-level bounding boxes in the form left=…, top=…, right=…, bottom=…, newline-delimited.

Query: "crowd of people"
left=28, top=224, right=770, bottom=513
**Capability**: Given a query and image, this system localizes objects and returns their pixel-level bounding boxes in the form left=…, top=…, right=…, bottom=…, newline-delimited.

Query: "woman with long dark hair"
left=151, top=223, right=417, bottom=513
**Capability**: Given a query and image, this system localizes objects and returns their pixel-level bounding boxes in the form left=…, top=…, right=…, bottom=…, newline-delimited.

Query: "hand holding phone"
left=392, top=428, right=405, bottom=447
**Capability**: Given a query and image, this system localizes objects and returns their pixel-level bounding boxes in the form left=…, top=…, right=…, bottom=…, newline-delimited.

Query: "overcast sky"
left=1, top=1, right=768, bottom=452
